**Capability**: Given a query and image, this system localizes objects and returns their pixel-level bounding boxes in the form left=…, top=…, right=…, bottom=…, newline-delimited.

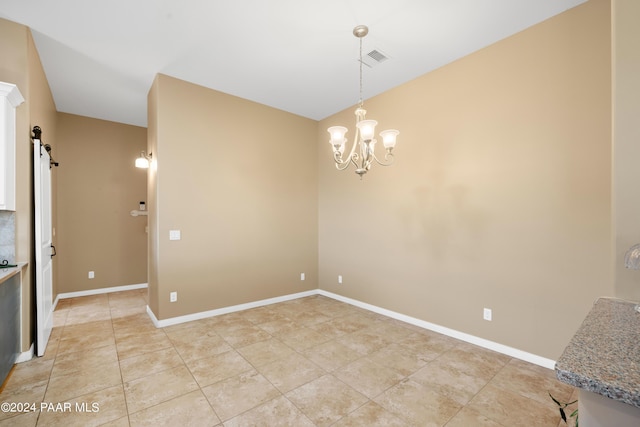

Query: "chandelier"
left=327, top=25, right=399, bottom=178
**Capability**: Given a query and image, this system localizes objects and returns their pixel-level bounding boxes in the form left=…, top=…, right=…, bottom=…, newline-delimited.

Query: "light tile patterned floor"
left=0, top=289, right=577, bottom=426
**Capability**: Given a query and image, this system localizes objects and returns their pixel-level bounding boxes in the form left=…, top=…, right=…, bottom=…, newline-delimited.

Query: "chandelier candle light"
left=327, top=25, right=399, bottom=178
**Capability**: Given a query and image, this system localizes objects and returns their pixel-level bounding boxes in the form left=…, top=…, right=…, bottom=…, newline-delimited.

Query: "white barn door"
left=33, top=128, right=54, bottom=357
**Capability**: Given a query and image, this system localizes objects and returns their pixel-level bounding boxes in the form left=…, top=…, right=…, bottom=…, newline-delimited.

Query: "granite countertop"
left=555, top=297, right=640, bottom=408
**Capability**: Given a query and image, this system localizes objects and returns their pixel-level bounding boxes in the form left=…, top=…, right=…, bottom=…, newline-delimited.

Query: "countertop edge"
left=556, top=367, right=640, bottom=408
left=0, top=262, right=28, bottom=285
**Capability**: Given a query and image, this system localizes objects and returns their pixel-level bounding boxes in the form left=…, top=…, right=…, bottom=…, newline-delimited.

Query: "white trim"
left=16, top=343, right=34, bottom=363
left=146, top=305, right=160, bottom=328
left=146, top=290, right=318, bottom=328
left=0, top=81, right=25, bottom=107
left=57, top=283, right=148, bottom=300
left=142, top=287, right=554, bottom=369
left=317, top=290, right=556, bottom=370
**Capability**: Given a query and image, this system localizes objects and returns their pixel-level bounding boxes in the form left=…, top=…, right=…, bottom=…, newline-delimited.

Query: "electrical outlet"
left=300, top=273, right=305, bottom=281
left=483, top=308, right=492, bottom=321
left=338, top=275, right=343, bottom=284
left=88, top=271, right=94, bottom=279
left=170, top=292, right=177, bottom=302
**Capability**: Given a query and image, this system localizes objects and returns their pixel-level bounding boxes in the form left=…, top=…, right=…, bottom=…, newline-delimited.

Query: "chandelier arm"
left=333, top=152, right=347, bottom=167
left=349, top=124, right=361, bottom=161
left=332, top=148, right=361, bottom=171
left=334, top=153, right=352, bottom=170
left=372, top=150, right=395, bottom=167
left=349, top=152, right=361, bottom=169
left=333, top=124, right=362, bottom=171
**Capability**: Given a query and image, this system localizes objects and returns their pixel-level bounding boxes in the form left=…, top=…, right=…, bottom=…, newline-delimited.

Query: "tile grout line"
left=109, top=295, right=132, bottom=427
left=181, top=331, right=225, bottom=424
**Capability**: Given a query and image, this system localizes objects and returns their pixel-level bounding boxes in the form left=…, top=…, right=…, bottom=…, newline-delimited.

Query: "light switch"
left=169, top=230, right=181, bottom=240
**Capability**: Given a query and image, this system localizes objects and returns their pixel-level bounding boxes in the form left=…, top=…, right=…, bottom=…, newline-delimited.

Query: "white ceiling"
left=0, top=0, right=587, bottom=127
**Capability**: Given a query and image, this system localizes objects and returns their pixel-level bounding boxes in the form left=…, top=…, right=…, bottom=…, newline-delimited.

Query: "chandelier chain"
left=359, top=35, right=363, bottom=108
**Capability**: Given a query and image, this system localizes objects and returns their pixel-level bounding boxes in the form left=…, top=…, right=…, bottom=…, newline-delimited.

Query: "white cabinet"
left=0, top=82, right=25, bottom=211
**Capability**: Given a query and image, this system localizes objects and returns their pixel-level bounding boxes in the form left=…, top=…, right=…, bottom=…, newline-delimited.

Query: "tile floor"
left=0, top=289, right=577, bottom=426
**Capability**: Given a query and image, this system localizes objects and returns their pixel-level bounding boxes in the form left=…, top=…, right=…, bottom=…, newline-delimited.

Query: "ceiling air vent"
left=360, top=49, right=390, bottom=68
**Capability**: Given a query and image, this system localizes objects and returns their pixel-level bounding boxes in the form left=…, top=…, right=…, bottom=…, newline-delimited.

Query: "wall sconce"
left=135, top=151, right=152, bottom=169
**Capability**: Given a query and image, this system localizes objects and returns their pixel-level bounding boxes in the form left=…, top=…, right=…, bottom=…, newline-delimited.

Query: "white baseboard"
left=317, top=289, right=556, bottom=370
left=15, top=343, right=34, bottom=363
left=52, top=294, right=60, bottom=313
left=143, top=287, right=555, bottom=370
left=147, top=290, right=318, bottom=328
left=146, top=305, right=160, bottom=327
left=57, top=283, right=148, bottom=300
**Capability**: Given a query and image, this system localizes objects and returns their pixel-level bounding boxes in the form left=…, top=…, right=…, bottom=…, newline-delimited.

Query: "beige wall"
left=318, top=0, right=612, bottom=360
left=613, top=0, right=640, bottom=301
left=28, top=30, right=59, bottom=301
left=147, top=76, right=160, bottom=316
left=148, top=74, right=318, bottom=320
left=0, top=18, right=58, bottom=351
left=56, top=113, right=147, bottom=293
left=2, top=0, right=634, bottom=363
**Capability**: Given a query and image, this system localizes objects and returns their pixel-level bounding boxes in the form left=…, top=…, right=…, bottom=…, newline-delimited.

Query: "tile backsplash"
left=0, top=211, right=16, bottom=263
